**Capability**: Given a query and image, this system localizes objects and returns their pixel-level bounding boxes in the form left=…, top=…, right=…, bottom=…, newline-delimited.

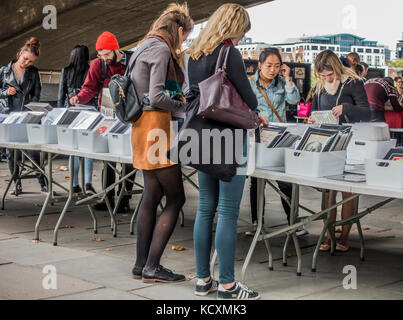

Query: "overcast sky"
left=190, top=0, right=403, bottom=50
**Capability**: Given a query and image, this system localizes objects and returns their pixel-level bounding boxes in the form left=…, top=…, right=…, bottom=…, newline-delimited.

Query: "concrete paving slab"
left=130, top=280, right=215, bottom=300
left=0, top=263, right=103, bottom=300
left=0, top=238, right=95, bottom=266
left=47, top=287, right=148, bottom=300
left=0, top=232, right=16, bottom=241
left=36, top=254, right=153, bottom=291
left=379, top=280, right=403, bottom=294
left=297, top=285, right=403, bottom=300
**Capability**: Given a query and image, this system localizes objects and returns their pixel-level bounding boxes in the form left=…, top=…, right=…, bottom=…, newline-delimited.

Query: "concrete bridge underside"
left=0, top=0, right=272, bottom=71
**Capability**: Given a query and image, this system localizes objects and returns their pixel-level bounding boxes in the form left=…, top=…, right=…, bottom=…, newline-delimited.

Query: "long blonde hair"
left=314, top=50, right=361, bottom=94
left=187, top=3, right=250, bottom=60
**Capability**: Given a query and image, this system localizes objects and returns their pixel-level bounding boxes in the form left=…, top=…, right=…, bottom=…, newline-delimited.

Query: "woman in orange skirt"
left=129, top=3, right=193, bottom=283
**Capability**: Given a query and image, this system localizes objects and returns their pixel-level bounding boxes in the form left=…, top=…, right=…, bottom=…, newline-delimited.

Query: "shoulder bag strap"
left=250, top=75, right=284, bottom=123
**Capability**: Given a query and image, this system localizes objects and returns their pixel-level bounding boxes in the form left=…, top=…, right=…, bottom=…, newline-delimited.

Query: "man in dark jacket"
left=364, top=77, right=403, bottom=122
left=70, top=31, right=135, bottom=213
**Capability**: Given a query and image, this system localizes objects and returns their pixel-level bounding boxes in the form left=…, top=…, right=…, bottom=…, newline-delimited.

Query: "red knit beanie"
left=96, top=31, right=119, bottom=50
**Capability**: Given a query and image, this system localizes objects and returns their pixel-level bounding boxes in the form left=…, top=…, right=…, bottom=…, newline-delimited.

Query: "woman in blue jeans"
left=187, top=4, right=261, bottom=300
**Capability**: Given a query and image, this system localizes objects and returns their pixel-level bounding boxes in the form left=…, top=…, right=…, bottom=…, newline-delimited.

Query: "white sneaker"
left=296, top=226, right=309, bottom=236
left=217, top=282, right=260, bottom=300
left=194, top=278, right=219, bottom=296
left=245, top=221, right=258, bottom=236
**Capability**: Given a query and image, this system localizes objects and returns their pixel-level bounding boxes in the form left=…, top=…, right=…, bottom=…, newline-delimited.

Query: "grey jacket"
left=129, top=38, right=185, bottom=112
left=0, top=61, right=41, bottom=114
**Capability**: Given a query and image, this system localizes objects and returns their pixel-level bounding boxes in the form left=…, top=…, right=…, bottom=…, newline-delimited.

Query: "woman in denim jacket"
left=247, top=48, right=308, bottom=236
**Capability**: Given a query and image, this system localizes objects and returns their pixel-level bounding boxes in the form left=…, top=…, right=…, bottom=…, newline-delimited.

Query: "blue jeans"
left=69, top=156, right=93, bottom=187
left=193, top=171, right=246, bottom=284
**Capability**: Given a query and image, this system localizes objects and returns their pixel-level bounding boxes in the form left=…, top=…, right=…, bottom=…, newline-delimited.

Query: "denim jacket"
left=248, top=71, right=300, bottom=123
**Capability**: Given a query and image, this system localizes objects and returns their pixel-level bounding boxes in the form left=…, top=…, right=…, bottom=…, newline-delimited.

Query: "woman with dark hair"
left=129, top=3, right=193, bottom=283
left=58, top=45, right=96, bottom=194
left=0, top=37, right=47, bottom=194
left=58, top=45, right=97, bottom=107
left=247, top=47, right=306, bottom=236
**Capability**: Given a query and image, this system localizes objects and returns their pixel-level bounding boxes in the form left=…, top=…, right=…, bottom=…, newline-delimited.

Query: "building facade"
left=397, top=32, right=403, bottom=59
left=273, top=33, right=386, bottom=67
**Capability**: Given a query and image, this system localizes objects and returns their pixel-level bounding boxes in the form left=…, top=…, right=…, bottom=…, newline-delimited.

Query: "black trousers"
left=105, top=162, right=135, bottom=202
left=249, top=177, right=292, bottom=224
left=6, top=148, right=46, bottom=187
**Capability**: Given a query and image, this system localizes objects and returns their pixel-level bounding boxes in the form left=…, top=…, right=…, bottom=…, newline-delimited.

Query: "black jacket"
left=0, top=61, right=41, bottom=114
left=174, top=43, right=258, bottom=181
left=57, top=66, right=97, bottom=107
left=188, top=43, right=258, bottom=110
left=312, top=78, right=370, bottom=123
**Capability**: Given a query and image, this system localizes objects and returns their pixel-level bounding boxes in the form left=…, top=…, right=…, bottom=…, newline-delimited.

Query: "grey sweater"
left=130, top=39, right=186, bottom=112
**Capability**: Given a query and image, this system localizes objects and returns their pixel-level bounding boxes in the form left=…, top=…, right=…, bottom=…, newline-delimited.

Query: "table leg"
left=81, top=157, right=98, bottom=235
left=34, top=152, right=53, bottom=240
left=290, top=184, right=302, bottom=276
left=210, top=249, right=218, bottom=279
left=327, top=191, right=337, bottom=256
left=354, top=197, right=365, bottom=261
left=103, top=162, right=117, bottom=237
left=1, top=149, right=18, bottom=210
left=241, top=177, right=265, bottom=282
left=53, top=156, right=74, bottom=246
left=130, top=192, right=143, bottom=235
left=312, top=190, right=335, bottom=272
left=112, top=164, right=126, bottom=230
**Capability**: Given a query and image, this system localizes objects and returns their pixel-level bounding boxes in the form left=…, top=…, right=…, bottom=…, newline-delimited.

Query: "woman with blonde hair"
left=187, top=3, right=260, bottom=300
left=129, top=2, right=193, bottom=283
left=309, top=50, right=370, bottom=252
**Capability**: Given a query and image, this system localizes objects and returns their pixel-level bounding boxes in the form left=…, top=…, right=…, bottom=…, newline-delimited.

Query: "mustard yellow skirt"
left=131, top=110, right=175, bottom=170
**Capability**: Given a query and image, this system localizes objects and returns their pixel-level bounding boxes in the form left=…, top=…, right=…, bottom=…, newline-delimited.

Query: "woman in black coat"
left=309, top=50, right=370, bottom=253
left=0, top=37, right=46, bottom=193
left=57, top=45, right=97, bottom=195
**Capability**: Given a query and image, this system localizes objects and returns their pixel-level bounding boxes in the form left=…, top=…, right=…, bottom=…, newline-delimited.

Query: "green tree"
left=391, top=59, right=403, bottom=68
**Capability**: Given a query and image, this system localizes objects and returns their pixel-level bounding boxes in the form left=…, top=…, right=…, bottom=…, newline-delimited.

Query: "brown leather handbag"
left=197, top=45, right=261, bottom=130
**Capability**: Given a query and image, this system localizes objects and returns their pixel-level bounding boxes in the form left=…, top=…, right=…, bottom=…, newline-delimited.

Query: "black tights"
left=135, top=165, right=185, bottom=270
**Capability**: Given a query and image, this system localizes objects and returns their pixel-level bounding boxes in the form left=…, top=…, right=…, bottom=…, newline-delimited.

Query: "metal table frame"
left=237, top=168, right=403, bottom=282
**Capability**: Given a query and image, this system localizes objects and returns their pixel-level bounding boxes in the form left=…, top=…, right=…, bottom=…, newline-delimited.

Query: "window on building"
left=374, top=49, right=380, bottom=54
left=312, top=45, right=318, bottom=50
left=320, top=46, right=326, bottom=50
left=328, top=46, right=335, bottom=51
left=375, top=56, right=380, bottom=65
left=357, top=48, right=364, bottom=53
left=286, top=48, right=291, bottom=52
left=367, top=56, right=372, bottom=65
left=366, top=48, right=372, bottom=53
left=359, top=55, right=364, bottom=61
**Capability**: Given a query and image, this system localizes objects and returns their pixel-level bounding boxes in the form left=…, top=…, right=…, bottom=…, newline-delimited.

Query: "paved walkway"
left=0, top=158, right=403, bottom=300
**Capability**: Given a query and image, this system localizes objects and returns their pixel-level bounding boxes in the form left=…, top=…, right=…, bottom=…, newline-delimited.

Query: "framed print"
left=296, top=127, right=338, bottom=152
left=259, top=126, right=286, bottom=148
left=384, top=147, right=403, bottom=161
left=294, top=67, right=305, bottom=79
